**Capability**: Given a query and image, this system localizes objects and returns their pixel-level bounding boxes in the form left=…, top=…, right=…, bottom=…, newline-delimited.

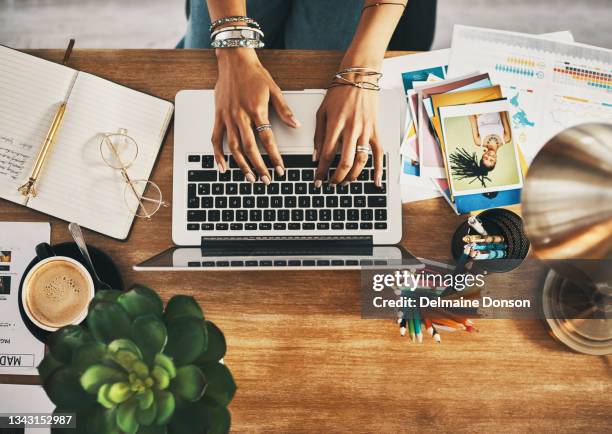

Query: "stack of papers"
left=383, top=26, right=612, bottom=212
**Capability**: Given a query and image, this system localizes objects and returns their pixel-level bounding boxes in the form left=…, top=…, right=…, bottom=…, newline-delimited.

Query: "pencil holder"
left=451, top=208, right=530, bottom=273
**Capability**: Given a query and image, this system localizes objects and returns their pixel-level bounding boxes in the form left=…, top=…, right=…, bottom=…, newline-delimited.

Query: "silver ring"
left=356, top=146, right=372, bottom=154
left=255, top=123, right=272, bottom=133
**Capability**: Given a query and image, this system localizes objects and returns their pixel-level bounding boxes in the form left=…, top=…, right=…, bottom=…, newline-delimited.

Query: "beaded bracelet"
left=209, top=16, right=261, bottom=34
left=211, top=38, right=265, bottom=49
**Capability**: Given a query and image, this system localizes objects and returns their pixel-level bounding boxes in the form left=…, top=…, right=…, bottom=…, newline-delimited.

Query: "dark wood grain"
left=0, top=50, right=610, bottom=433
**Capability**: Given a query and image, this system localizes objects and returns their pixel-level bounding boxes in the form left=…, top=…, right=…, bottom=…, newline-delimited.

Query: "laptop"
left=134, top=89, right=413, bottom=271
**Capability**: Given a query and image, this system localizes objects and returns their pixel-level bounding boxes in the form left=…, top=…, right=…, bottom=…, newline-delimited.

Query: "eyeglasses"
left=100, top=129, right=169, bottom=219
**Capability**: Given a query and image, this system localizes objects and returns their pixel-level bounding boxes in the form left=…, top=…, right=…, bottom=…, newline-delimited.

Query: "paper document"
left=0, top=222, right=49, bottom=375
left=449, top=26, right=612, bottom=162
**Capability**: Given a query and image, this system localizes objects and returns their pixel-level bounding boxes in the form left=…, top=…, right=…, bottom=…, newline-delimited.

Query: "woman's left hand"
left=313, top=85, right=383, bottom=187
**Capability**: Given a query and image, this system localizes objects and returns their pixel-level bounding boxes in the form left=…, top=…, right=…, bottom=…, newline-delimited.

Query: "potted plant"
left=38, top=285, right=236, bottom=434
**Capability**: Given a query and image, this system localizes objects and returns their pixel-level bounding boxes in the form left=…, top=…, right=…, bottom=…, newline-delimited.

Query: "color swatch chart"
left=553, top=61, right=612, bottom=92
left=495, top=56, right=543, bottom=78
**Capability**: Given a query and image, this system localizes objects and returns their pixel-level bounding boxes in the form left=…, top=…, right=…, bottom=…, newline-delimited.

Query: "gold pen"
left=18, top=102, right=67, bottom=197
left=18, top=39, right=75, bottom=198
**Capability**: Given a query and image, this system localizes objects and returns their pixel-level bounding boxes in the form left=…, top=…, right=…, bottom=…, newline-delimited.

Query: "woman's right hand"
left=212, top=49, right=300, bottom=184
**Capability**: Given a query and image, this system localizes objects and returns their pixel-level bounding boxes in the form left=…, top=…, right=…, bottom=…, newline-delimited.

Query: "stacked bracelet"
left=209, top=16, right=260, bottom=34
left=210, top=15, right=265, bottom=49
left=329, top=67, right=383, bottom=91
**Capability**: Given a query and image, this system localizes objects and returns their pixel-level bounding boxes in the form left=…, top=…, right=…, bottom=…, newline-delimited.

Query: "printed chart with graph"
left=542, top=94, right=612, bottom=143
left=553, top=61, right=612, bottom=93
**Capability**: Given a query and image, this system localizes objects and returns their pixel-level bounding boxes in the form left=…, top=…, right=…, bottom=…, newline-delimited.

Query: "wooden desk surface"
left=1, top=49, right=610, bottom=433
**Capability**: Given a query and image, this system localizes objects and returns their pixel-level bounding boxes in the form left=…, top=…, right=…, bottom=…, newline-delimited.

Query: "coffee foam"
left=25, top=260, right=93, bottom=328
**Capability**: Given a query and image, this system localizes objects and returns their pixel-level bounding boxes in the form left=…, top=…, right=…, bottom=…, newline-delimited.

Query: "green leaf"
left=71, top=342, right=108, bottom=373
left=170, top=365, right=207, bottom=402
left=137, top=388, right=154, bottom=410
left=137, top=425, right=167, bottom=434
left=165, top=317, right=208, bottom=366
left=108, top=339, right=143, bottom=358
left=152, top=365, right=171, bottom=390
left=202, top=396, right=231, bottom=434
left=154, top=353, right=176, bottom=378
left=43, top=366, right=96, bottom=411
left=89, top=289, right=123, bottom=312
left=48, top=325, right=94, bottom=364
left=87, top=301, right=132, bottom=343
left=131, top=315, right=167, bottom=364
left=108, top=382, right=133, bottom=404
left=199, top=363, right=236, bottom=407
left=132, top=360, right=150, bottom=379
left=80, top=364, right=128, bottom=394
left=154, top=390, right=175, bottom=425
left=38, top=353, right=64, bottom=383
left=98, top=384, right=116, bottom=409
left=195, top=321, right=226, bottom=365
left=167, top=400, right=210, bottom=434
left=112, top=350, right=141, bottom=372
left=87, top=407, right=120, bottom=434
left=164, top=296, right=203, bottom=324
left=137, top=398, right=157, bottom=426
left=118, top=285, right=164, bottom=320
left=116, top=398, right=140, bottom=434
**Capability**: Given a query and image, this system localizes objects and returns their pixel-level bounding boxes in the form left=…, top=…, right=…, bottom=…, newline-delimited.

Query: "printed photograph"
left=0, top=251, right=11, bottom=263
left=0, top=276, right=11, bottom=295
left=441, top=101, right=523, bottom=196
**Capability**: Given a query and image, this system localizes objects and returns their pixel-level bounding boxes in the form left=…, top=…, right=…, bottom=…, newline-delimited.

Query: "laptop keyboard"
left=185, top=154, right=388, bottom=232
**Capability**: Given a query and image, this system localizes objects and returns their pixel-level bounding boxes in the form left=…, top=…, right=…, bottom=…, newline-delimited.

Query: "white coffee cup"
left=22, top=255, right=95, bottom=332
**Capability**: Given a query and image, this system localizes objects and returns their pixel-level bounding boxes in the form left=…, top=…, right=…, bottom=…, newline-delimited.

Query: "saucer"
left=18, top=242, right=124, bottom=344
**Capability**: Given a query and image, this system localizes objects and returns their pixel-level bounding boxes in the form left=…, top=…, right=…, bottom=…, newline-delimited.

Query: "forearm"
left=341, top=1, right=407, bottom=70
left=206, top=0, right=246, bottom=21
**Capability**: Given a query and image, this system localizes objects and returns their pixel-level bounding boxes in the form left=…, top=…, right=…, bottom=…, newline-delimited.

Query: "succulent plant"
left=38, top=285, right=236, bottom=434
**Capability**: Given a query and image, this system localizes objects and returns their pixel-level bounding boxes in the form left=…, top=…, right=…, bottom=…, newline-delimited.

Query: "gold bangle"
left=327, top=81, right=381, bottom=91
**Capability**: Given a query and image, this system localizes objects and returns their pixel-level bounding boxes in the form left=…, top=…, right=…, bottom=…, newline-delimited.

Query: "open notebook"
left=0, top=46, right=174, bottom=239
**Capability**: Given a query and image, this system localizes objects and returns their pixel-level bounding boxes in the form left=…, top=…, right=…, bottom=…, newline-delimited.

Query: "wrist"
left=216, top=48, right=259, bottom=66
left=340, top=51, right=384, bottom=71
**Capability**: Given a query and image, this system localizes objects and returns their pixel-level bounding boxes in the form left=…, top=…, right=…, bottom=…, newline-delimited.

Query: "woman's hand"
left=313, top=84, right=383, bottom=187
left=212, top=49, right=299, bottom=184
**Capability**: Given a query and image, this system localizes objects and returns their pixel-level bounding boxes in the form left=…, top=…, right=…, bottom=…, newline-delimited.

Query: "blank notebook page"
left=28, top=72, right=173, bottom=239
left=0, top=46, right=76, bottom=205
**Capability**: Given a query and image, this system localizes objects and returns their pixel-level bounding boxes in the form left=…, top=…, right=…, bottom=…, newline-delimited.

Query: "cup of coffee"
left=21, top=243, right=95, bottom=331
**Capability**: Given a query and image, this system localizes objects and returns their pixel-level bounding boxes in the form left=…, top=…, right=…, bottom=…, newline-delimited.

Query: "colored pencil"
left=424, top=316, right=433, bottom=336
left=413, top=308, right=423, bottom=343
left=432, top=324, right=457, bottom=332
left=407, top=308, right=415, bottom=342
left=431, top=318, right=463, bottom=329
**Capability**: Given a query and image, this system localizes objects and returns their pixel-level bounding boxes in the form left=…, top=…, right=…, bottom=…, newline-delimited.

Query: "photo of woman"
left=440, top=100, right=523, bottom=195
left=469, top=110, right=512, bottom=172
